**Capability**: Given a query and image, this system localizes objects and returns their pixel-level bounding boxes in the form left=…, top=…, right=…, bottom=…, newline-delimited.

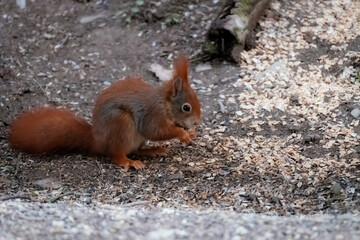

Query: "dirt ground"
left=0, top=0, right=359, bottom=217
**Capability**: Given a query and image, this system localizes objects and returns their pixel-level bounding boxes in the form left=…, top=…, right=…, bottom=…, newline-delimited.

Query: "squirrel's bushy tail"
left=9, top=107, right=94, bottom=154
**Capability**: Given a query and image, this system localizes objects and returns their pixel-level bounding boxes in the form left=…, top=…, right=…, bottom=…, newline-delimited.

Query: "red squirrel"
left=9, top=55, right=201, bottom=170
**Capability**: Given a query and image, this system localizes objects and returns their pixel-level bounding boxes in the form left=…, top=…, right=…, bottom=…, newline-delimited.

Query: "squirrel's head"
left=166, top=54, right=201, bottom=130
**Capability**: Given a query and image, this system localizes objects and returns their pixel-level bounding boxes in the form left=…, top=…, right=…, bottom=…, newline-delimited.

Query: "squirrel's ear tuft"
left=173, top=54, right=188, bottom=84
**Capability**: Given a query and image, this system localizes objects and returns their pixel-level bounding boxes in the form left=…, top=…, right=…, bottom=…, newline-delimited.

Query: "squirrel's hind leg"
left=102, top=110, right=145, bottom=171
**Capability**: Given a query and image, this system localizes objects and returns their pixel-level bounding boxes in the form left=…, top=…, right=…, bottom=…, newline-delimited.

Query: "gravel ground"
left=1, top=0, right=360, bottom=239
left=1, top=0, right=359, bottom=215
left=1, top=201, right=359, bottom=240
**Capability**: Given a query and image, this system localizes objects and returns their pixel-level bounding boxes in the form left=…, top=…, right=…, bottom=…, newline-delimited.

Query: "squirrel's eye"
left=182, top=103, right=192, bottom=113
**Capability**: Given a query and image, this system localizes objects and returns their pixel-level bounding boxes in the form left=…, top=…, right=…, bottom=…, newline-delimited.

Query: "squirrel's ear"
left=172, top=76, right=182, bottom=97
left=173, top=54, right=189, bottom=85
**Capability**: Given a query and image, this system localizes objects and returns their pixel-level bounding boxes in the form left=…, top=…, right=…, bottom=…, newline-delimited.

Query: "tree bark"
left=205, top=0, right=272, bottom=62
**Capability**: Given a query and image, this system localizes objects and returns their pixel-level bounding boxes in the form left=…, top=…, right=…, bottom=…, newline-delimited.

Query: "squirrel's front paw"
left=178, top=129, right=194, bottom=144
left=187, top=128, right=197, bottom=139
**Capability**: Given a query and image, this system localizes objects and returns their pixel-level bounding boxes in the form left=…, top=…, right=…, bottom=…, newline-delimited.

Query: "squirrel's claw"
left=114, top=156, right=145, bottom=171
left=129, top=160, right=146, bottom=170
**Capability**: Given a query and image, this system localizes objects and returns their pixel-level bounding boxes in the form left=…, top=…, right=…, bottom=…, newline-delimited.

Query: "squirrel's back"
left=92, top=77, right=162, bottom=132
left=9, top=107, right=93, bottom=154
left=94, top=77, right=156, bottom=109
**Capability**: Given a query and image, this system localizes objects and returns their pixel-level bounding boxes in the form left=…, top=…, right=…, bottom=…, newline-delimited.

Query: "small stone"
left=331, top=183, right=343, bottom=196
left=52, top=220, right=65, bottom=229
left=193, top=79, right=203, bottom=84
left=80, top=13, right=105, bottom=24
left=37, top=72, right=47, bottom=77
left=16, top=0, right=26, bottom=9
left=199, top=142, right=206, bottom=147
left=195, top=63, right=212, bottom=72
left=335, top=234, right=344, bottom=240
left=83, top=198, right=92, bottom=204
left=303, top=133, right=321, bottom=144
left=350, top=108, right=360, bottom=118
left=44, top=33, right=55, bottom=39
left=345, top=186, right=356, bottom=194
left=235, top=226, right=248, bottom=235
left=244, top=82, right=253, bottom=91
left=236, top=111, right=243, bottom=116
left=149, top=63, right=172, bottom=82
left=34, top=178, right=62, bottom=190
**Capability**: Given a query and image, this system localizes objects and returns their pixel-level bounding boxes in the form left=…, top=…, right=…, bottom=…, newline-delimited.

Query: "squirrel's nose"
left=193, top=118, right=201, bottom=126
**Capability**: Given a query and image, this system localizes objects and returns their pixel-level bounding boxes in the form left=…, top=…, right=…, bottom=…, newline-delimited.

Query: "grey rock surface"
left=0, top=201, right=359, bottom=240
